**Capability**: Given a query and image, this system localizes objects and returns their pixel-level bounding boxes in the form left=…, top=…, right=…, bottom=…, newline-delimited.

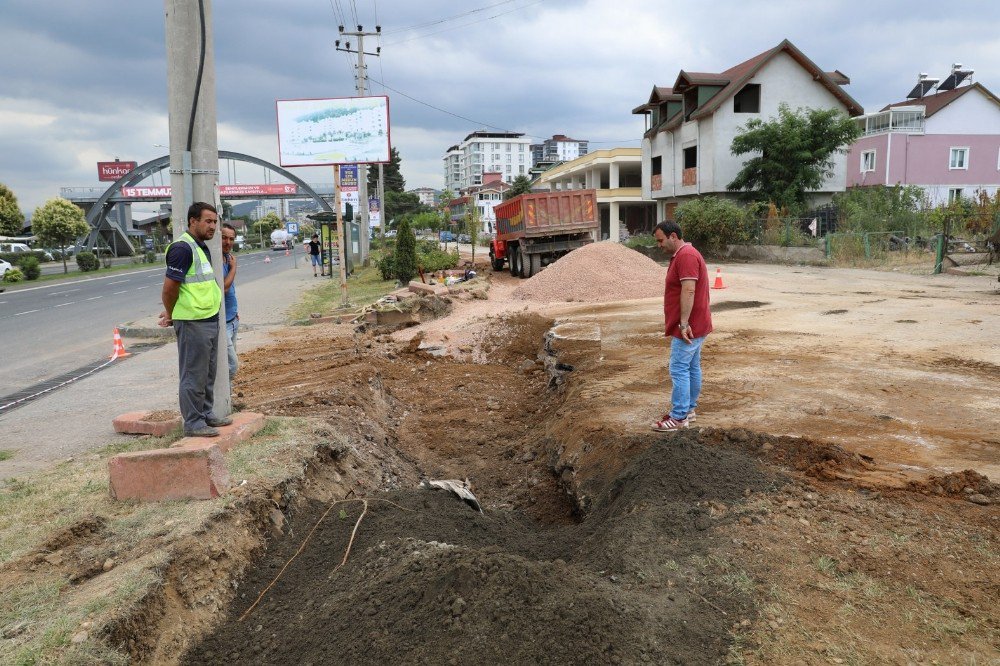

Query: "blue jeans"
left=669, top=336, right=705, bottom=420
left=226, top=318, right=239, bottom=380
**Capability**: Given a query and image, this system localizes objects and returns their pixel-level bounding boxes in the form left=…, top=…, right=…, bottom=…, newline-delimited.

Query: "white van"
left=0, top=242, right=31, bottom=254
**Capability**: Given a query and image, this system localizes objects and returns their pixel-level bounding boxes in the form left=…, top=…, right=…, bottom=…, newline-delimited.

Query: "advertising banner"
left=339, top=165, right=359, bottom=215
left=119, top=184, right=299, bottom=198
left=98, top=161, right=137, bottom=182
left=276, top=96, right=391, bottom=167
left=368, top=196, right=380, bottom=227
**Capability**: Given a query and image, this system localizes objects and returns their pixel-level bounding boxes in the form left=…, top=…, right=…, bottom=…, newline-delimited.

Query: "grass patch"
left=286, top=265, right=397, bottom=322
left=0, top=450, right=14, bottom=462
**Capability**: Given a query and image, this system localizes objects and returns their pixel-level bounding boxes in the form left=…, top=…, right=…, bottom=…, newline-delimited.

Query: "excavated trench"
left=161, top=315, right=791, bottom=665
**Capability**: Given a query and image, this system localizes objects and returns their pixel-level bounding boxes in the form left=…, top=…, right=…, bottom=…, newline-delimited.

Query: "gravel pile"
left=512, top=241, right=667, bottom=302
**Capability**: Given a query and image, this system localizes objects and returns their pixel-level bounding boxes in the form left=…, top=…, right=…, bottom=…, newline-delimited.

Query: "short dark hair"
left=311, top=234, right=318, bottom=239
left=654, top=220, right=682, bottom=239
left=222, top=222, right=236, bottom=233
left=187, top=202, right=217, bottom=224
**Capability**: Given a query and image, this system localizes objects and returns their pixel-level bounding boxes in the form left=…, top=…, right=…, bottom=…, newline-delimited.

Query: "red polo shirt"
left=664, top=243, right=713, bottom=339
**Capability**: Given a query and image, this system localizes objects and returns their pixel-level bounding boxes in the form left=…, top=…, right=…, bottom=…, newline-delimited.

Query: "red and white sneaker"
left=651, top=415, right=689, bottom=432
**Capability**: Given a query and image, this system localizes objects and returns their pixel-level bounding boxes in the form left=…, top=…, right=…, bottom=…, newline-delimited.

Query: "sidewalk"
left=0, top=262, right=320, bottom=480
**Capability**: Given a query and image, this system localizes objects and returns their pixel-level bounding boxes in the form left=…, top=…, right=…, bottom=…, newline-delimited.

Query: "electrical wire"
left=186, top=0, right=207, bottom=152
left=384, top=0, right=548, bottom=46
left=380, top=0, right=518, bottom=35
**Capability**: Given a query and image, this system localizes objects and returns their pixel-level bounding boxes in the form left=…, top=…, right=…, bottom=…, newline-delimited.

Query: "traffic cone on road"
left=711, top=268, right=726, bottom=290
left=110, top=328, right=131, bottom=360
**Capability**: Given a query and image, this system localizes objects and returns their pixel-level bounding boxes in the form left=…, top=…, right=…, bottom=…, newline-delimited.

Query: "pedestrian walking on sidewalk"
left=651, top=220, right=713, bottom=432
left=158, top=202, right=233, bottom=437
left=221, top=223, right=240, bottom=380
left=308, top=233, right=322, bottom=276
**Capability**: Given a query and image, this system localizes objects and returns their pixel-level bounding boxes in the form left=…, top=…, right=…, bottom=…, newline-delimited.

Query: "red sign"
left=119, top=184, right=299, bottom=199
left=98, top=161, right=137, bottom=182
left=218, top=184, right=298, bottom=196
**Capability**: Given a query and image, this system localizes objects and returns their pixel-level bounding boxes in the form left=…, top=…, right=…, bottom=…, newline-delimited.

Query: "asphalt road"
left=0, top=249, right=302, bottom=394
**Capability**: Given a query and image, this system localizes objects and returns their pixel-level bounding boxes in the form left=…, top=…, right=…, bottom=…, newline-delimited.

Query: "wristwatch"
left=679, top=322, right=689, bottom=330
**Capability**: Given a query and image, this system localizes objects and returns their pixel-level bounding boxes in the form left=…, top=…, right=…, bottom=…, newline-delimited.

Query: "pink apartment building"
left=847, top=77, right=1000, bottom=205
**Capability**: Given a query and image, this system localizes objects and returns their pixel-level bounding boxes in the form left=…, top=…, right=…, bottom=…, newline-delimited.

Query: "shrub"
left=144, top=250, right=157, bottom=264
left=393, top=219, right=417, bottom=283
left=624, top=234, right=656, bottom=249
left=374, top=251, right=396, bottom=280
left=417, top=247, right=459, bottom=272
left=76, top=251, right=99, bottom=272
left=675, top=197, right=752, bottom=254
left=3, top=267, right=24, bottom=283
left=17, top=255, right=40, bottom=280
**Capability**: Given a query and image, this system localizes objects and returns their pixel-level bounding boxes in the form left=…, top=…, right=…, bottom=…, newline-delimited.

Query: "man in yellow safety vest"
left=158, top=202, right=231, bottom=437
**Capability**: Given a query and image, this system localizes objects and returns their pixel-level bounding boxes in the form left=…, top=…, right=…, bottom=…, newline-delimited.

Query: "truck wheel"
left=509, top=245, right=520, bottom=276
left=490, top=250, right=504, bottom=272
left=518, top=246, right=530, bottom=278
left=529, top=253, right=541, bottom=276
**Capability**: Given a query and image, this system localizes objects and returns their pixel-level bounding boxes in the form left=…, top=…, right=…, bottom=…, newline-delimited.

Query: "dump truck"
left=489, top=189, right=599, bottom=278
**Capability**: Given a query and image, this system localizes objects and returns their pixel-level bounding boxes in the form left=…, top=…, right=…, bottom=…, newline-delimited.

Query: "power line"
left=384, top=0, right=548, bottom=46
left=381, top=0, right=519, bottom=35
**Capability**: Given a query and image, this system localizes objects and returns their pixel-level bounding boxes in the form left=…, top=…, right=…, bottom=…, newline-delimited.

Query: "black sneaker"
left=206, top=416, right=233, bottom=427
left=185, top=426, right=220, bottom=437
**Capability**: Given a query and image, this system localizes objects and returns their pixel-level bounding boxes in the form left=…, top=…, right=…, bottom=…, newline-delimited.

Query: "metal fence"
left=747, top=218, right=826, bottom=248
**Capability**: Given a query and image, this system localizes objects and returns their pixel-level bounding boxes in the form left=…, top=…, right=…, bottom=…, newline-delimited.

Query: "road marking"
left=85, top=296, right=102, bottom=301
left=50, top=289, right=81, bottom=296
left=55, top=302, right=75, bottom=307
left=136, top=285, right=150, bottom=290
left=15, top=309, right=40, bottom=316
left=108, top=279, right=130, bottom=285
left=114, top=290, right=128, bottom=295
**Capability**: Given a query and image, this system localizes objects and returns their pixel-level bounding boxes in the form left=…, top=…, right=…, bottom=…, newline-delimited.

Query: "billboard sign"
left=119, top=184, right=298, bottom=199
left=276, top=96, right=390, bottom=167
left=98, top=161, right=137, bottom=182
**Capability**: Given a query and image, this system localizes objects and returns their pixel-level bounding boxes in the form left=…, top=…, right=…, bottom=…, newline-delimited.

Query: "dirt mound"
left=906, top=469, right=999, bottom=497
left=512, top=241, right=666, bottom=302
left=183, top=435, right=776, bottom=665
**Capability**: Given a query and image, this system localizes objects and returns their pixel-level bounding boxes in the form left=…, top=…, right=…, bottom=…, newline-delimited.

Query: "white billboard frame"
left=275, top=95, right=391, bottom=167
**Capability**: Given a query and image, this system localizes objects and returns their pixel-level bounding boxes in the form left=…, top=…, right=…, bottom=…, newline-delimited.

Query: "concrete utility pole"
left=336, top=24, right=381, bottom=263
left=164, top=0, right=229, bottom=416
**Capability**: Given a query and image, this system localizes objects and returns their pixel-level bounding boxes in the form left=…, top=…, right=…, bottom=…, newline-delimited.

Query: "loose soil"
left=3, top=256, right=997, bottom=664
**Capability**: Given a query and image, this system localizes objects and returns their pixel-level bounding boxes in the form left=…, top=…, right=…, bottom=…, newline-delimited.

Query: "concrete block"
left=170, top=411, right=267, bottom=454
left=109, top=443, right=230, bottom=501
left=113, top=411, right=181, bottom=437
left=407, top=280, right=450, bottom=296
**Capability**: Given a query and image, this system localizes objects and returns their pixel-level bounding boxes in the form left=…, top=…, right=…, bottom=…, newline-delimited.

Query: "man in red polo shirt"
left=652, top=220, right=713, bottom=432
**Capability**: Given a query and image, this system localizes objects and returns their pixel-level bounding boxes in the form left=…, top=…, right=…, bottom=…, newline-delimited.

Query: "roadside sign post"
left=334, top=167, right=349, bottom=307
left=285, top=221, right=299, bottom=268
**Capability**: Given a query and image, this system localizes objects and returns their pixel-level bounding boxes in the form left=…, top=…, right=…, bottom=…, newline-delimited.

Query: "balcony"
left=682, top=168, right=697, bottom=187
left=651, top=174, right=662, bottom=191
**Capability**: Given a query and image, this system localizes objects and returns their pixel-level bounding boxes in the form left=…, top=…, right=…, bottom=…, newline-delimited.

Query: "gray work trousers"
left=173, top=318, right=219, bottom=432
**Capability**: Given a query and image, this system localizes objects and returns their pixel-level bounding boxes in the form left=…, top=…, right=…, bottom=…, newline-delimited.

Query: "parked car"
left=0, top=258, right=11, bottom=277
left=439, top=231, right=455, bottom=243
left=458, top=234, right=471, bottom=244
left=0, top=242, right=53, bottom=261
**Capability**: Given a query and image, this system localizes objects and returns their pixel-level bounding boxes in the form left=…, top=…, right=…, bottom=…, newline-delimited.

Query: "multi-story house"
left=447, top=172, right=510, bottom=235
left=530, top=135, right=589, bottom=166
left=633, top=39, right=863, bottom=220
left=409, top=187, right=438, bottom=207
left=535, top=148, right=655, bottom=240
left=846, top=73, right=1000, bottom=206
left=442, top=131, right=532, bottom=192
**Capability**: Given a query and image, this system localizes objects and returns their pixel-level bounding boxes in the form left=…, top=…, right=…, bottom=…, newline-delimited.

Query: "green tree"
left=253, top=212, right=282, bottom=235
left=0, top=183, right=25, bottom=237
left=220, top=200, right=234, bottom=220
left=367, top=146, right=406, bottom=194
left=675, top=196, right=752, bottom=254
left=503, top=174, right=533, bottom=201
left=832, top=185, right=929, bottom=236
left=728, top=103, right=861, bottom=212
left=464, top=200, right=480, bottom=263
left=384, top=190, right=424, bottom=228
left=393, top=218, right=417, bottom=283
left=32, top=197, right=89, bottom=274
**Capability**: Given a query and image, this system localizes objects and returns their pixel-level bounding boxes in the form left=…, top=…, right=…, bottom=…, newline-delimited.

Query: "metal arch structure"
left=83, top=150, right=334, bottom=255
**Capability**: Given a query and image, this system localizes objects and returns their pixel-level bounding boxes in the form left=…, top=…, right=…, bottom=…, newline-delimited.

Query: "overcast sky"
left=2, top=0, right=998, bottom=217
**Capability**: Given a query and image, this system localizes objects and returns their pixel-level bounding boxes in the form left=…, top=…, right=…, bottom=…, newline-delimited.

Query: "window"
left=651, top=156, right=662, bottom=176
left=949, top=147, right=969, bottom=170
left=861, top=150, right=876, bottom=172
left=733, top=84, right=760, bottom=113
left=683, top=146, right=697, bottom=169
left=949, top=188, right=964, bottom=203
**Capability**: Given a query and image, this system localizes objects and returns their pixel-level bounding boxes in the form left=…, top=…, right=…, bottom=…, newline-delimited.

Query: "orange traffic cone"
left=110, top=328, right=131, bottom=360
left=711, top=267, right=726, bottom=290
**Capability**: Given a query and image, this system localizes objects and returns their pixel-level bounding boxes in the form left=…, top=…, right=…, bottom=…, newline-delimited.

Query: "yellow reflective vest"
left=169, top=232, right=222, bottom=320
